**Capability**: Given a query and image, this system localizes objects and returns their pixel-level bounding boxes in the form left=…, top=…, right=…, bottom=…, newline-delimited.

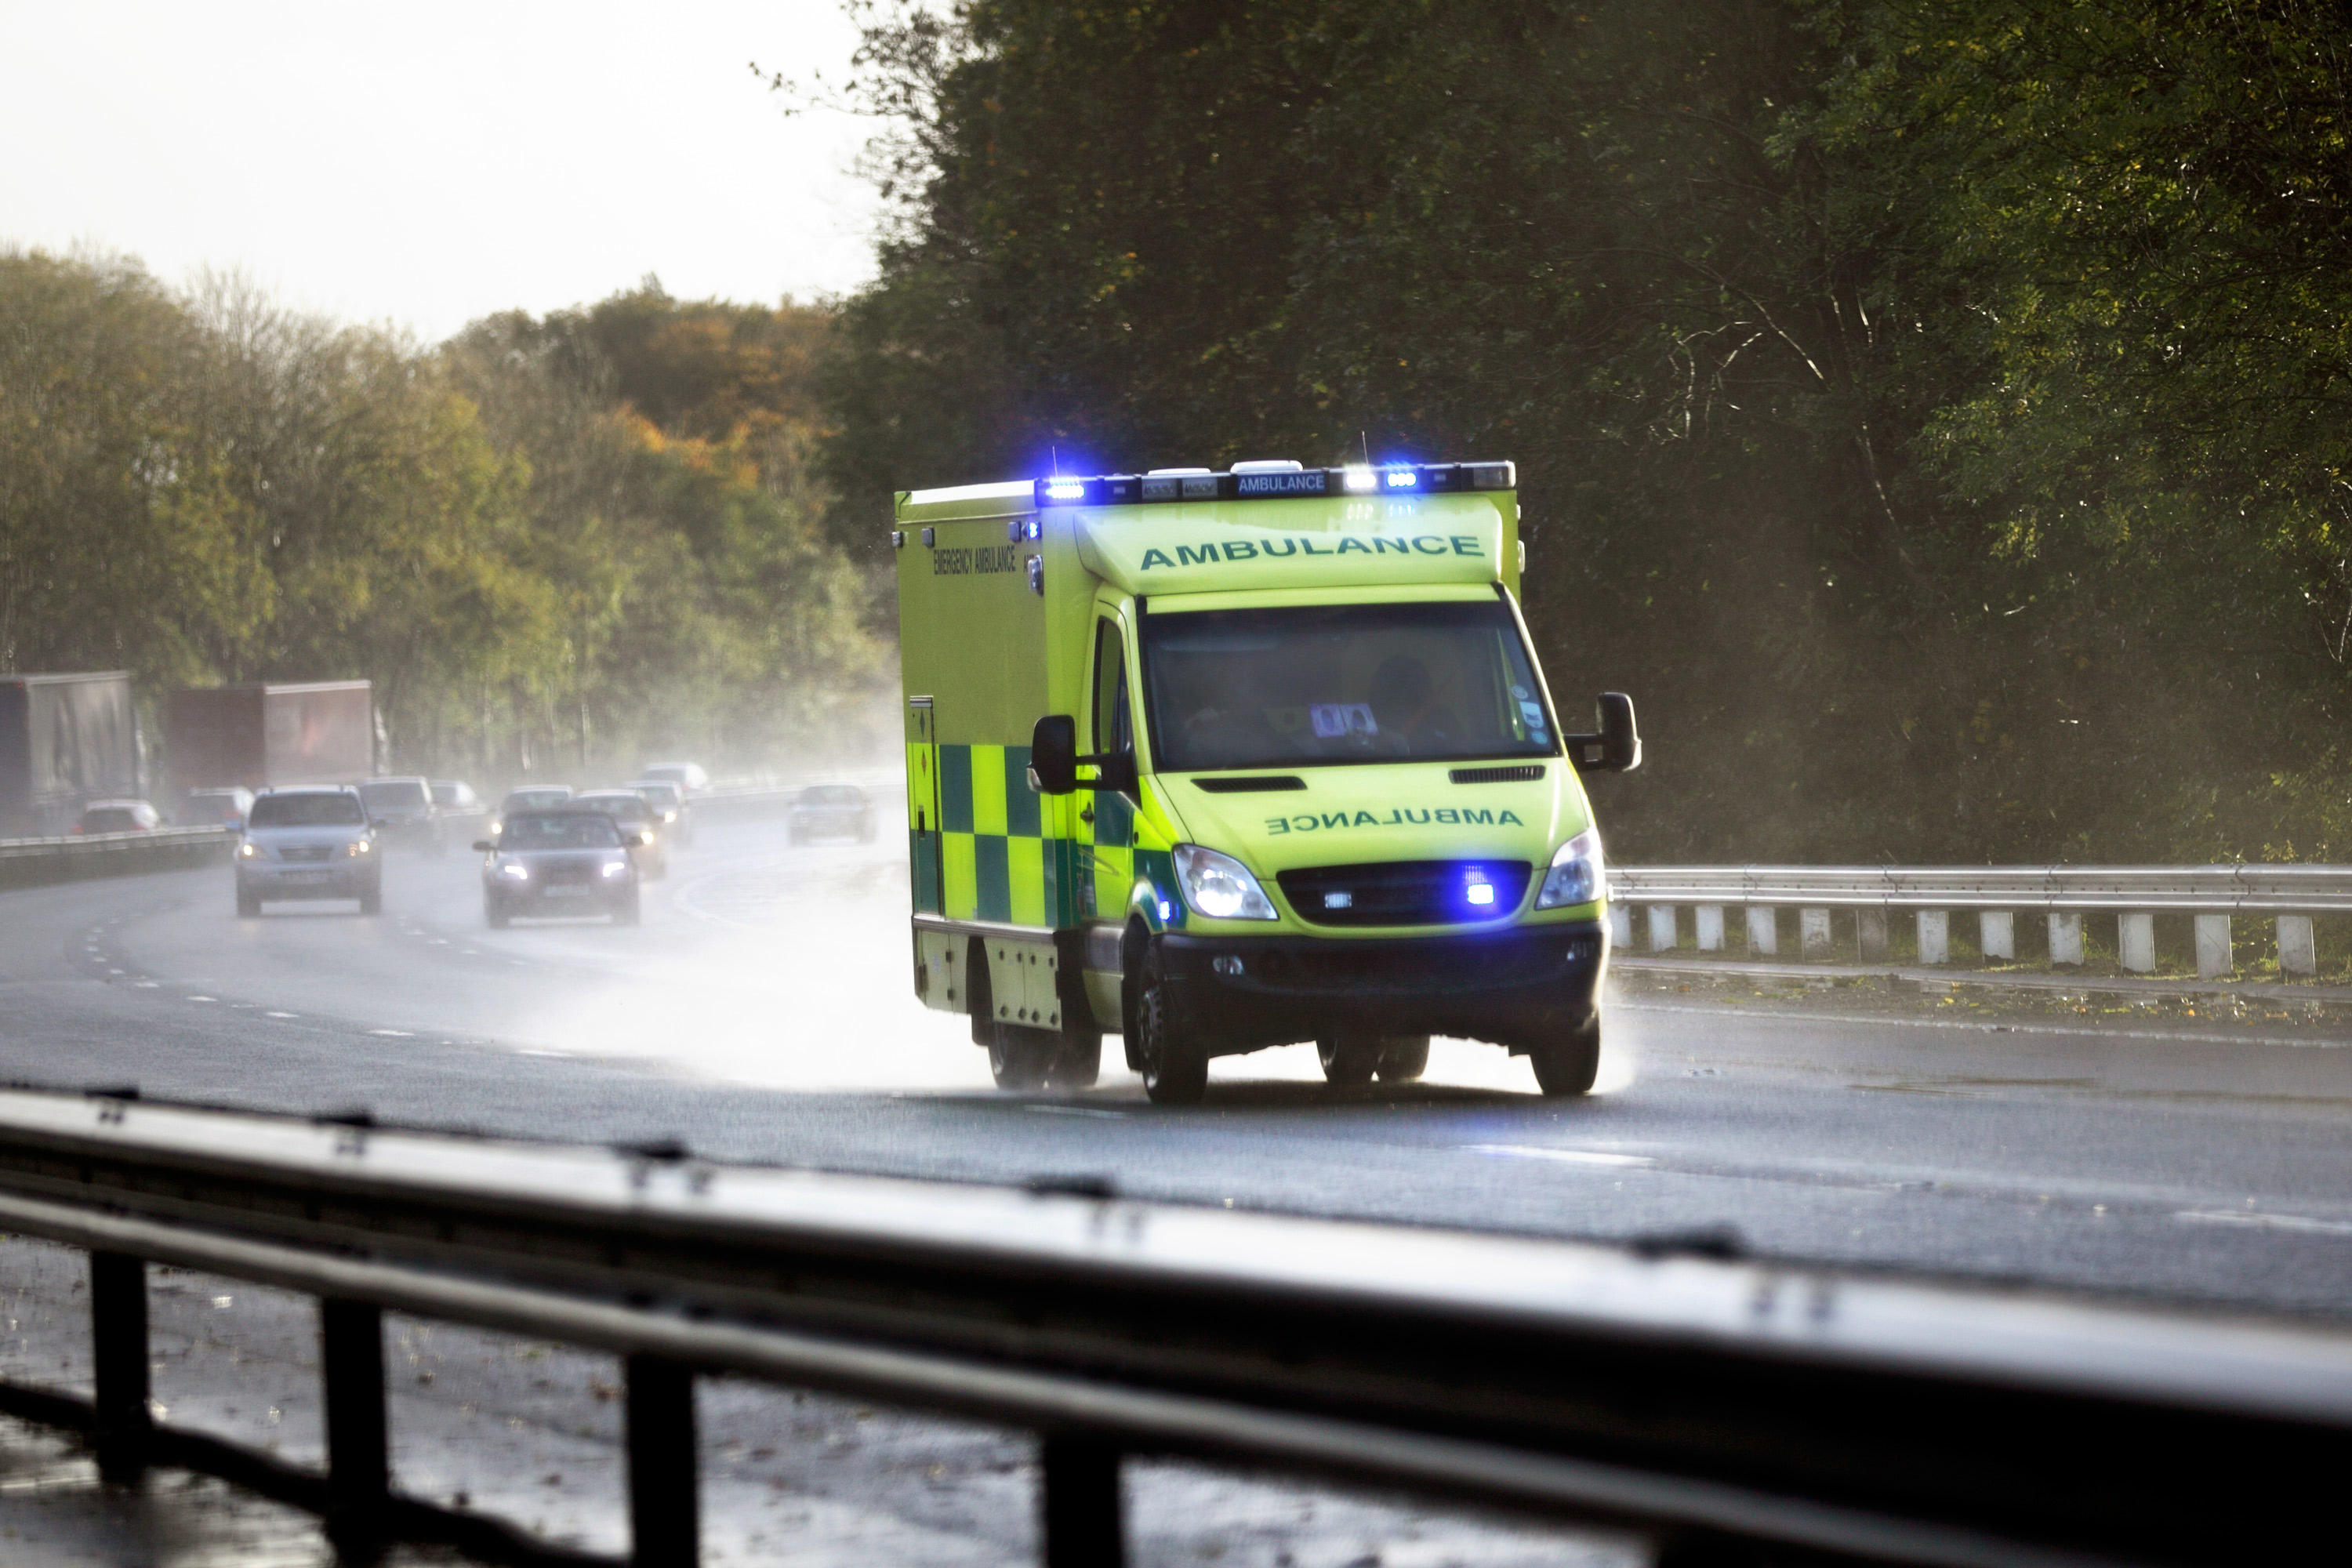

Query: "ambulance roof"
left=896, top=460, right=1513, bottom=521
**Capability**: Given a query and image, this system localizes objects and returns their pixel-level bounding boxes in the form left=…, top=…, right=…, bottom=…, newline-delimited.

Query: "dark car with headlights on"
left=237, top=786, right=379, bottom=916
left=567, top=790, right=668, bottom=879
left=477, top=811, right=639, bottom=927
left=788, top=783, right=874, bottom=844
left=625, top=779, right=693, bottom=848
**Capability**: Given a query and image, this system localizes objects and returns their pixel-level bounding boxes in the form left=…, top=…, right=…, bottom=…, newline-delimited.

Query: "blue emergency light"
left=1035, top=461, right=1512, bottom=508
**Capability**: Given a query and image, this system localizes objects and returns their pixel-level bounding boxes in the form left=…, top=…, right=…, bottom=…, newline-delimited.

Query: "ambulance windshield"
left=1141, top=601, right=1559, bottom=772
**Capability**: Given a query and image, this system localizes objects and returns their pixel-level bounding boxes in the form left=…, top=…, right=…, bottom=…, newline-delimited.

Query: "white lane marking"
left=518, top=1048, right=572, bottom=1058
left=187, top=995, right=215, bottom=1003
left=1620, top=1000, right=2352, bottom=1051
left=265, top=1011, right=298, bottom=1019
left=2175, top=1210, right=2352, bottom=1236
left=1025, top=1105, right=1127, bottom=1119
left=133, top=981, right=158, bottom=989
left=1466, top=1144, right=1653, bottom=1167
left=368, top=1029, right=413, bottom=1038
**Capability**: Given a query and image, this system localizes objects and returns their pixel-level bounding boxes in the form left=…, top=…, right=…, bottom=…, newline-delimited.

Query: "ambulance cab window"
left=1141, top=600, right=1558, bottom=772
left=1092, top=618, right=1133, bottom=756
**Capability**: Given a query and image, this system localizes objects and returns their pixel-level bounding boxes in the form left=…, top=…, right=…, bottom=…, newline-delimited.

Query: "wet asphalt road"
left=2, top=808, right=2348, bottom=1320
left=5, top=808, right=2350, bottom=1563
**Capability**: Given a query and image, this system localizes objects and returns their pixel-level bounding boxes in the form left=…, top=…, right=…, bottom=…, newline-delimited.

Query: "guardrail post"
left=2048, top=913, right=2084, bottom=967
left=1040, top=1434, right=1124, bottom=1568
left=1646, top=904, right=1678, bottom=952
left=321, top=1299, right=388, bottom=1552
left=1694, top=906, right=1725, bottom=951
left=2278, top=915, right=2317, bottom=977
left=1607, top=905, right=1632, bottom=949
left=626, top=1353, right=698, bottom=1568
left=1745, top=906, right=1777, bottom=956
left=1857, top=909, right=1889, bottom=963
left=1799, top=908, right=1831, bottom=959
left=2194, top=915, right=2233, bottom=978
left=2119, top=913, right=2156, bottom=972
left=1979, top=911, right=2014, bottom=961
left=1916, top=911, right=1949, bottom=965
left=89, top=1250, right=151, bottom=1482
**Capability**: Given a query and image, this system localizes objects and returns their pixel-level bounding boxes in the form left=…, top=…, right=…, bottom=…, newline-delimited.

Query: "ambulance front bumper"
left=1154, top=920, right=1607, bottom=1055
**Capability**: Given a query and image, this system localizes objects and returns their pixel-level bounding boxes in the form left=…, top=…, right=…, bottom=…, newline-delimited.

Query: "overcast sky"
left=0, top=1, right=882, bottom=340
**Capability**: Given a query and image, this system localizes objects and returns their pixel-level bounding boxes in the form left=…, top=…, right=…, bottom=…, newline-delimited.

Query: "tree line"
left=812, top=0, right=2352, bottom=865
left=0, top=253, right=887, bottom=781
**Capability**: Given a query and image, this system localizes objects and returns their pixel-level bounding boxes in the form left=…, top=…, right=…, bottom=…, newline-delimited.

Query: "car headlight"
left=497, top=862, right=531, bottom=881
left=1171, top=843, right=1276, bottom=920
left=601, top=860, right=628, bottom=878
left=488, top=817, right=502, bottom=835
left=662, top=810, right=677, bottom=822
left=346, top=840, right=372, bottom=857
left=1535, top=829, right=1605, bottom=909
left=237, top=841, right=260, bottom=859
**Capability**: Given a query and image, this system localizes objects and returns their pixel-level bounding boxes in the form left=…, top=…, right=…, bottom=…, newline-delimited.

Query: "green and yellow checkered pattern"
left=907, top=735, right=1160, bottom=932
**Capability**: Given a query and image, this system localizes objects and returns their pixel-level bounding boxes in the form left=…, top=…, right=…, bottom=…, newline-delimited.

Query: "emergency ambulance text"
left=1266, top=806, right=1526, bottom=834
left=1138, top=535, right=1484, bottom=571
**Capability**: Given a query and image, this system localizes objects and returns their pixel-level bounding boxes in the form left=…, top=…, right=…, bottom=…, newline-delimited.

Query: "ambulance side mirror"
left=1029, top=715, right=1079, bottom=794
left=1569, top=692, right=1642, bottom=775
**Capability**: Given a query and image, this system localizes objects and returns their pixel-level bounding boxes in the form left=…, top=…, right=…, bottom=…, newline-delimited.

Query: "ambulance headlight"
left=1172, top=844, right=1276, bottom=921
left=1536, top=829, right=1604, bottom=909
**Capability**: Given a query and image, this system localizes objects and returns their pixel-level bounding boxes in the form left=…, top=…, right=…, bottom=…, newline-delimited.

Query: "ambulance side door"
left=906, top=696, right=942, bottom=913
left=1080, top=608, right=1137, bottom=924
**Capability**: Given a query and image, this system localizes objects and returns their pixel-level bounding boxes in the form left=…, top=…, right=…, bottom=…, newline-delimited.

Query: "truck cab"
left=894, top=459, right=1636, bottom=1104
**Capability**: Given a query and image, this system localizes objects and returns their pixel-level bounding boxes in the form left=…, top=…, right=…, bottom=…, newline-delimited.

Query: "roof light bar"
left=1034, top=460, right=1514, bottom=508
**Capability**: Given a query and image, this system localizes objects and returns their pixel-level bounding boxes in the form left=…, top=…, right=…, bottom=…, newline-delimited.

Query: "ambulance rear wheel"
left=1134, top=959, right=1207, bottom=1105
left=1316, top=1036, right=1381, bottom=1087
left=1530, top=1015, right=1602, bottom=1098
left=988, top=1027, right=1055, bottom=1091
left=1048, top=1030, right=1102, bottom=1091
left=1377, top=1036, right=1431, bottom=1083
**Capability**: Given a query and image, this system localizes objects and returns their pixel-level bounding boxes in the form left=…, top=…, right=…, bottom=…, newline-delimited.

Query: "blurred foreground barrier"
left=1607, top=864, right=2352, bottom=980
left=0, top=1087, right=2347, bottom=1567
left=0, top=826, right=232, bottom=891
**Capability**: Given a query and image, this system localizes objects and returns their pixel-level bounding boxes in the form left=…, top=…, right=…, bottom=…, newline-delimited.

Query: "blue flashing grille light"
left=1034, top=461, right=1514, bottom=507
left=1465, top=870, right=1497, bottom=908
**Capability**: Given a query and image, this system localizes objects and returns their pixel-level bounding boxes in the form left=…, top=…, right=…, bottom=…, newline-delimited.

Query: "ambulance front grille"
left=1277, top=861, right=1533, bottom=927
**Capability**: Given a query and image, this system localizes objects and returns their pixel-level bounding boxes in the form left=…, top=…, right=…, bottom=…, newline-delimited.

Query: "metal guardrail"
left=0, top=1087, right=2348, bottom=1567
left=1608, top=864, right=2352, bottom=913
left=0, top=826, right=233, bottom=890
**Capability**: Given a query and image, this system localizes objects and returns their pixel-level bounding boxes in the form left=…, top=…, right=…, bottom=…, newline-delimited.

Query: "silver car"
left=236, top=786, right=380, bottom=916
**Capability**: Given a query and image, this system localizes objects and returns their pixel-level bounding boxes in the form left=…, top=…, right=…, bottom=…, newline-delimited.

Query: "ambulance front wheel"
left=1132, top=956, right=1208, bottom=1105
left=1530, top=1014, right=1602, bottom=1098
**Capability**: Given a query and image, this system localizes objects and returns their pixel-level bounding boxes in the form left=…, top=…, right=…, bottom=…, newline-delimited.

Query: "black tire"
left=1316, top=1036, right=1381, bottom=1087
left=236, top=888, right=260, bottom=918
left=1377, top=1035, right=1432, bottom=1083
left=1048, top=1030, right=1103, bottom=1091
left=1530, top=1014, right=1602, bottom=1097
left=358, top=884, right=383, bottom=916
left=1133, top=953, right=1208, bottom=1105
left=485, top=897, right=510, bottom=930
left=987, top=1025, right=1055, bottom=1091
